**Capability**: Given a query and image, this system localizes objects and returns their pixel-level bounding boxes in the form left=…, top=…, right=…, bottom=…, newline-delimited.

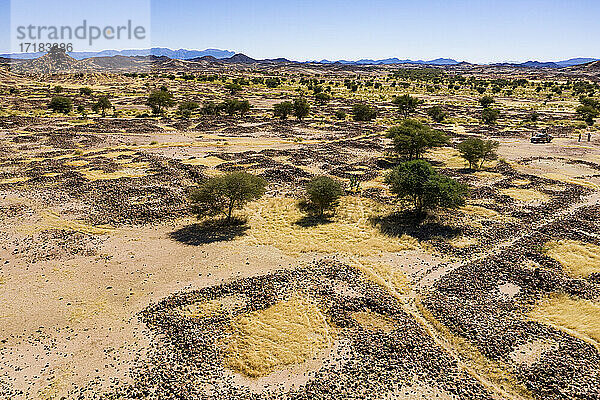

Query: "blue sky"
left=1, top=0, right=598, bottom=63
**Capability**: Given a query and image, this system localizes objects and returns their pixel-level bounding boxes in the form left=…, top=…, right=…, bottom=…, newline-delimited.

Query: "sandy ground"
left=0, top=201, right=445, bottom=398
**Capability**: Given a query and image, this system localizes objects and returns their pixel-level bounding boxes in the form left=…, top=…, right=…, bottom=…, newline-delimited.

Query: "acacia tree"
left=479, top=96, right=495, bottom=108
left=386, top=119, right=449, bottom=160
left=225, top=83, right=243, bottom=95
left=190, top=172, right=267, bottom=224
left=457, top=138, right=499, bottom=169
left=393, top=94, right=422, bottom=118
left=481, top=108, right=500, bottom=124
left=385, top=160, right=467, bottom=215
left=293, top=97, right=310, bottom=120
left=48, top=96, right=72, bottom=114
left=147, top=89, right=175, bottom=115
left=92, top=96, right=112, bottom=117
left=273, top=101, right=293, bottom=119
left=178, top=101, right=199, bottom=119
left=352, top=104, right=377, bottom=121
left=576, top=96, right=599, bottom=126
left=298, top=176, right=343, bottom=218
left=427, top=106, right=447, bottom=123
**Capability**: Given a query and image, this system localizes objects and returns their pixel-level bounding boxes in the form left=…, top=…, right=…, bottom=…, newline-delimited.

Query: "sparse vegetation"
left=387, top=120, right=449, bottom=160
left=457, top=138, right=499, bottom=169
left=293, top=97, right=310, bottom=120
left=273, top=101, right=294, bottom=119
left=392, top=94, right=422, bottom=118
left=190, top=172, right=267, bottom=223
left=147, top=88, right=175, bottom=115
left=48, top=96, right=72, bottom=114
left=92, top=96, right=112, bottom=117
left=386, top=160, right=468, bottom=214
left=298, top=176, right=344, bottom=218
left=352, top=104, right=377, bottom=121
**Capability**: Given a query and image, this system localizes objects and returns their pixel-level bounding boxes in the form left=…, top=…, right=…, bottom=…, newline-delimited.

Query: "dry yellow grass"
left=68, top=298, right=108, bottom=323
left=350, top=259, right=411, bottom=295
left=500, top=188, right=549, bottom=203
left=20, top=211, right=113, bottom=235
left=426, top=147, right=466, bottom=169
left=544, top=239, right=600, bottom=278
left=461, top=205, right=500, bottom=219
left=0, top=176, right=29, bottom=185
left=352, top=310, right=397, bottom=333
left=222, top=295, right=335, bottom=377
left=450, top=236, right=479, bottom=248
left=473, top=171, right=504, bottom=183
left=417, top=301, right=535, bottom=399
left=512, top=179, right=531, bottom=186
left=528, top=294, right=600, bottom=348
left=542, top=173, right=599, bottom=190
left=240, top=197, right=421, bottom=257
left=64, top=159, right=89, bottom=167
left=181, top=156, right=225, bottom=167
left=80, top=162, right=150, bottom=181
left=87, top=150, right=138, bottom=159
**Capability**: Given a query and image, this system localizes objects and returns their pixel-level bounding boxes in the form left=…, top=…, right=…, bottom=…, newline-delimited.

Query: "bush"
left=79, top=87, right=92, bottom=96
left=76, top=105, right=87, bottom=118
left=190, top=172, right=267, bottom=223
left=225, top=83, right=243, bottom=94
left=265, top=78, right=281, bottom=88
left=392, top=94, right=422, bottom=118
left=221, top=99, right=251, bottom=116
left=386, top=119, right=448, bottom=160
left=92, top=96, right=112, bottom=117
left=352, top=104, right=377, bottom=121
left=201, top=101, right=219, bottom=116
left=315, top=92, right=331, bottom=103
left=427, top=106, right=447, bottom=123
left=576, top=105, right=599, bottom=126
left=479, top=96, right=495, bottom=108
left=178, top=101, right=199, bottom=118
left=237, top=100, right=251, bottom=116
left=298, top=176, right=343, bottom=218
left=147, top=89, right=175, bottom=115
left=386, top=160, right=467, bottom=214
left=293, top=97, right=310, bottom=120
left=457, top=138, right=499, bottom=169
left=273, top=101, right=293, bottom=120
left=48, top=96, right=72, bottom=114
left=481, top=108, right=500, bottom=124
left=335, top=110, right=346, bottom=120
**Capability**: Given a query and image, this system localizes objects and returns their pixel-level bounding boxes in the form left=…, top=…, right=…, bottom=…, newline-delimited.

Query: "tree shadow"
left=294, top=215, right=335, bottom=227
left=370, top=210, right=462, bottom=241
left=169, top=217, right=249, bottom=245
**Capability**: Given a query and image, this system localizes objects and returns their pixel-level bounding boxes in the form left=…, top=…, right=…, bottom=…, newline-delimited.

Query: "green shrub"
left=190, top=172, right=267, bottom=223
left=298, top=176, right=343, bottom=218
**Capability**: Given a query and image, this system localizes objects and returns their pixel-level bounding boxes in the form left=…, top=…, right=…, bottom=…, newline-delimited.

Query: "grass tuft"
left=239, top=197, right=421, bottom=257
left=544, top=239, right=600, bottom=278
left=222, top=295, right=334, bottom=378
left=528, top=293, right=600, bottom=348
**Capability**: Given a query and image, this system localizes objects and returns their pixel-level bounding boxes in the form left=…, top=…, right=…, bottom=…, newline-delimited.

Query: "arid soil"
left=1, top=62, right=599, bottom=399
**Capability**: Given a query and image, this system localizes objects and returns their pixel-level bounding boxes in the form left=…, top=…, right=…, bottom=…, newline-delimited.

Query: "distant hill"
left=556, top=58, right=599, bottom=67
left=10, top=47, right=79, bottom=73
left=1, top=48, right=235, bottom=60
left=316, top=58, right=460, bottom=65
left=1, top=48, right=596, bottom=67
left=491, top=58, right=599, bottom=69
left=223, top=53, right=257, bottom=64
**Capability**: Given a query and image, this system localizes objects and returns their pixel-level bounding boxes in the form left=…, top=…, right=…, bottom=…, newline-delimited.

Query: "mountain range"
left=1, top=47, right=598, bottom=69
left=0, top=48, right=236, bottom=61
